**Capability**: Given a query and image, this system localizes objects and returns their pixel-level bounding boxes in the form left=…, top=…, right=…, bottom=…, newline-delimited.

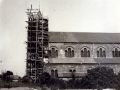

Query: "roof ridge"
left=49, top=32, right=120, bottom=34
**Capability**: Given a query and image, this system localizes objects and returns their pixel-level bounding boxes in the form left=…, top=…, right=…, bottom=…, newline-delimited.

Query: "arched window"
left=97, top=47, right=106, bottom=57
left=50, top=47, right=58, bottom=58
left=51, top=69, right=58, bottom=78
left=65, top=47, right=74, bottom=57
left=81, top=47, right=90, bottom=57
left=55, top=70, right=58, bottom=78
left=51, top=70, right=54, bottom=77
left=112, top=48, right=120, bottom=57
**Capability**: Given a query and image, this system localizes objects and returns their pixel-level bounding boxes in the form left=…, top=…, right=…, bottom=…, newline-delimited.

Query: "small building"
left=10, top=75, right=21, bottom=82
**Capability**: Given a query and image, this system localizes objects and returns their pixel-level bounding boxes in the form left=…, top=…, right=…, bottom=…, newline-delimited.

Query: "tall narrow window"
left=103, top=51, right=106, bottom=57
left=81, top=50, right=83, bottom=57
left=112, top=51, right=115, bottom=57
left=112, top=48, right=120, bottom=57
left=115, top=48, right=118, bottom=57
left=65, top=47, right=74, bottom=57
left=97, top=47, right=106, bottom=57
left=51, top=70, right=54, bottom=77
left=119, top=51, right=120, bottom=57
left=65, top=50, right=68, bottom=57
left=51, top=48, right=55, bottom=57
left=50, top=47, right=58, bottom=58
left=71, top=50, right=74, bottom=57
left=55, top=70, right=58, bottom=78
left=100, top=48, right=102, bottom=57
left=81, top=47, right=90, bottom=57
left=97, top=50, right=99, bottom=57
left=88, top=50, right=90, bottom=57
left=56, top=50, right=58, bottom=57
left=84, top=48, right=87, bottom=57
left=68, top=48, right=71, bottom=57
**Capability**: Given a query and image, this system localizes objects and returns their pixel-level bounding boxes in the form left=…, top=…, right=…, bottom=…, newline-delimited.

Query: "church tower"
left=26, top=5, right=49, bottom=83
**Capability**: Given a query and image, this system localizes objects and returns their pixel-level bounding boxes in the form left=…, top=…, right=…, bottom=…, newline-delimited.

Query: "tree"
left=2, top=70, right=13, bottom=82
left=117, top=72, right=120, bottom=89
left=80, top=66, right=118, bottom=89
left=67, top=73, right=76, bottom=88
left=39, top=72, right=51, bottom=85
left=21, top=75, right=33, bottom=84
left=57, top=79, right=67, bottom=89
left=48, top=77, right=60, bottom=89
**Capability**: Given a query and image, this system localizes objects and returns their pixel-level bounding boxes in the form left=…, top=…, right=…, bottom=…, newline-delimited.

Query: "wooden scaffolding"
left=26, top=5, right=49, bottom=83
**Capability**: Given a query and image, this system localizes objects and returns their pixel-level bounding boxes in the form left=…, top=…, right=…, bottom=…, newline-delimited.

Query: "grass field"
left=0, top=87, right=41, bottom=90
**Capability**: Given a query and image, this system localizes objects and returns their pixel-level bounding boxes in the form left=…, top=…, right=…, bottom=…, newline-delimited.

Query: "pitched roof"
left=49, top=32, right=120, bottom=43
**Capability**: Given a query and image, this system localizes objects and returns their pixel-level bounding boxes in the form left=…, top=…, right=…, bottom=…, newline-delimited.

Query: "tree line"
left=1, top=66, right=120, bottom=89
left=37, top=66, right=120, bottom=89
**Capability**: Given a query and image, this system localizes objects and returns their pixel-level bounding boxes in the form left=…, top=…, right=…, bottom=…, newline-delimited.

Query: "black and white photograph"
left=0, top=0, right=120, bottom=90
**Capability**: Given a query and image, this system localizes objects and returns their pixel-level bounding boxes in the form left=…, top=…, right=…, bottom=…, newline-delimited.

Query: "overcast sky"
left=0, top=0, right=120, bottom=76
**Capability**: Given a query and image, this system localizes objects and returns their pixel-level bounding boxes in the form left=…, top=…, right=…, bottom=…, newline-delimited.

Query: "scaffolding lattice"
left=26, top=5, right=49, bottom=83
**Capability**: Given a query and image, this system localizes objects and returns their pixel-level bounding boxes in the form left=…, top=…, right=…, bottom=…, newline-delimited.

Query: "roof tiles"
left=49, top=32, right=120, bottom=43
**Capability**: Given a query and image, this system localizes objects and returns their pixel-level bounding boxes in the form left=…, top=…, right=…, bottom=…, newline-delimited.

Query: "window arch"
left=97, top=47, right=106, bottom=57
left=81, top=47, right=90, bottom=57
left=65, top=47, right=74, bottom=57
left=50, top=47, right=58, bottom=58
left=112, top=47, right=120, bottom=57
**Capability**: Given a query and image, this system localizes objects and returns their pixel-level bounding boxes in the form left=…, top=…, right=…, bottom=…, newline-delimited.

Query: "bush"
left=39, top=72, right=51, bottom=85
left=21, top=75, right=33, bottom=84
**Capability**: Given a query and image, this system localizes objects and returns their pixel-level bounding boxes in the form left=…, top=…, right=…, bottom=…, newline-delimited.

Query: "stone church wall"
left=44, top=64, right=120, bottom=75
left=49, top=43, right=120, bottom=58
left=45, top=43, right=120, bottom=77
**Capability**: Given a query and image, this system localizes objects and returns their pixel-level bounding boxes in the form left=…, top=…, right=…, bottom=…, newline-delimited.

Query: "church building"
left=26, top=5, right=120, bottom=81
left=44, top=32, right=120, bottom=79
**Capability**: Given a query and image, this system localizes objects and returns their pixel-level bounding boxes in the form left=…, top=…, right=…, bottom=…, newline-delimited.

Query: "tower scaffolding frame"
left=26, top=5, right=49, bottom=83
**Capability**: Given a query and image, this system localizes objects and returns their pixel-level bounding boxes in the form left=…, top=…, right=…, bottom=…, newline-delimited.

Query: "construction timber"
left=26, top=5, right=49, bottom=83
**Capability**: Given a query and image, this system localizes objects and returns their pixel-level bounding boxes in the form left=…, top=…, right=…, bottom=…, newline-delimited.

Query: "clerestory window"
left=112, top=48, right=120, bottom=57
left=65, top=47, right=74, bottom=57
left=97, top=47, right=106, bottom=57
left=50, top=47, right=58, bottom=58
left=81, top=47, right=90, bottom=57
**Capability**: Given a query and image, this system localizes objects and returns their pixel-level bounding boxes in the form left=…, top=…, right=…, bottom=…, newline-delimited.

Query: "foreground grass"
left=0, top=79, right=42, bottom=89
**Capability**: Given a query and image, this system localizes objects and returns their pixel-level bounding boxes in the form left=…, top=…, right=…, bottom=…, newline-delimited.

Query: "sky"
left=0, top=0, right=120, bottom=76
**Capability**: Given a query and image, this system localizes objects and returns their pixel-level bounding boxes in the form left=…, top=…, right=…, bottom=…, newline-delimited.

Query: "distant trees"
left=2, top=71, right=13, bottom=82
left=1, top=67, right=118, bottom=89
